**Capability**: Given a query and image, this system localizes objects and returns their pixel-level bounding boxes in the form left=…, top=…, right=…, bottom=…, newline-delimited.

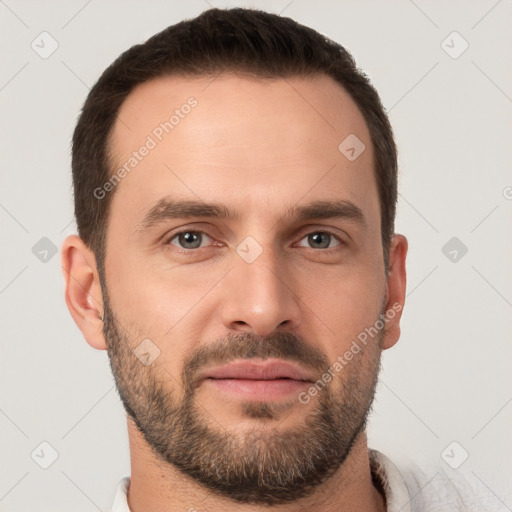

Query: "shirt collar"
left=369, top=449, right=412, bottom=512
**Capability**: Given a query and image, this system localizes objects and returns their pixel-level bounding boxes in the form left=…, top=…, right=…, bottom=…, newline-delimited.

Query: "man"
left=61, top=7, right=478, bottom=512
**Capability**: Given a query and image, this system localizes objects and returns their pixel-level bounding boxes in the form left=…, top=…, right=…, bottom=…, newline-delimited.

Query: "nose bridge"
left=220, top=239, right=301, bottom=335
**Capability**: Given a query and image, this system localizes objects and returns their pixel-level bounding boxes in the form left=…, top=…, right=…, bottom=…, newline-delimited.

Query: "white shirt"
left=109, top=449, right=490, bottom=511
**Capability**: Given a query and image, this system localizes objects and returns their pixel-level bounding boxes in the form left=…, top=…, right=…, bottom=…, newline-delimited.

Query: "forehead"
left=110, top=72, right=370, bottom=156
left=107, top=73, right=377, bottom=232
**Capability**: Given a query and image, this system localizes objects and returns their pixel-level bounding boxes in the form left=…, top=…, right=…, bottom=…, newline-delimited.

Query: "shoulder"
left=369, top=449, right=502, bottom=512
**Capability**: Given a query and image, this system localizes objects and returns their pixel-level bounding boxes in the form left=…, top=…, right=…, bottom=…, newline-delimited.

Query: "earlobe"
left=382, top=234, right=408, bottom=350
left=61, top=235, right=107, bottom=350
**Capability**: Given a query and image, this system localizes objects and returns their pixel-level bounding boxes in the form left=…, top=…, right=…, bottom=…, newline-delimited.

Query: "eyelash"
left=164, top=229, right=344, bottom=255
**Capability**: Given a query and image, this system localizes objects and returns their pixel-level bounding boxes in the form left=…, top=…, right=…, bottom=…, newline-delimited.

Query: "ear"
left=61, top=235, right=107, bottom=350
left=381, top=234, right=408, bottom=350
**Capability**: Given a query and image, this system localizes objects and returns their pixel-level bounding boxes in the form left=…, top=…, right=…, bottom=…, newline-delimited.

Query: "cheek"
left=304, top=267, right=385, bottom=361
left=106, top=251, right=196, bottom=332
left=105, top=255, right=223, bottom=373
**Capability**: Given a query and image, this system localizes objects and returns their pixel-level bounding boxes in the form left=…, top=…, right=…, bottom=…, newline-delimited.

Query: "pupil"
left=181, top=232, right=200, bottom=248
left=310, top=232, right=329, bottom=248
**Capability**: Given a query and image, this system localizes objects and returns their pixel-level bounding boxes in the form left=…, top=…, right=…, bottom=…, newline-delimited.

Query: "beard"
left=101, top=282, right=384, bottom=506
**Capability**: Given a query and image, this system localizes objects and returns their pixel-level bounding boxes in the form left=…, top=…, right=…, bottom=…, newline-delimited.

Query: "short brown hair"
left=71, top=7, right=397, bottom=274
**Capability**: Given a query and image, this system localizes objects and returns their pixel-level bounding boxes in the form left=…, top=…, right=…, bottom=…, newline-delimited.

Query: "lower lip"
left=205, top=378, right=311, bottom=400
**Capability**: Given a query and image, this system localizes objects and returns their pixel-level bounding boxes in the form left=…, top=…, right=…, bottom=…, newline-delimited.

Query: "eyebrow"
left=135, top=197, right=366, bottom=232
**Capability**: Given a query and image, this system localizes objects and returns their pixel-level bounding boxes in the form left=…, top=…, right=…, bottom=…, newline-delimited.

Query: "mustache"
left=182, top=331, right=329, bottom=391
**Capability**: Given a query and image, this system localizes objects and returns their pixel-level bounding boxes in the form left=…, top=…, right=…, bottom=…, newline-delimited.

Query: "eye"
left=164, top=229, right=343, bottom=254
left=167, top=230, right=213, bottom=250
left=296, top=231, right=342, bottom=250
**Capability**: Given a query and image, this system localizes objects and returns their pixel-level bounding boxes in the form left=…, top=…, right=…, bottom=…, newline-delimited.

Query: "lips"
left=197, top=359, right=316, bottom=401
left=199, top=358, right=315, bottom=383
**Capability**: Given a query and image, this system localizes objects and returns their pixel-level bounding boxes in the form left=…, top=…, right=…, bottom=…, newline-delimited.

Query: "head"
left=62, top=7, right=407, bottom=506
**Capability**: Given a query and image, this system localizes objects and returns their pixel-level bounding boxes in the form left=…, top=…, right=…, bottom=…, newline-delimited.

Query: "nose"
left=220, top=246, right=302, bottom=337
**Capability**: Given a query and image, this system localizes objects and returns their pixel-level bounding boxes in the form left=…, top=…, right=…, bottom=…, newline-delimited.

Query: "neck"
left=125, top=417, right=386, bottom=512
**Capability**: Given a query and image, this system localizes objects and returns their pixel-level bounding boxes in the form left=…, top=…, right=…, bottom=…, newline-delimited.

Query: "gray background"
left=1, top=0, right=511, bottom=510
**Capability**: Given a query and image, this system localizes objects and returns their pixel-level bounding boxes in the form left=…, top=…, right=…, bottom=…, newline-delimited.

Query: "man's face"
left=101, top=73, right=391, bottom=504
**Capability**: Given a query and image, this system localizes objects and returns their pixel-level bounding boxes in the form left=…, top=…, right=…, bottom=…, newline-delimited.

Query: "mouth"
left=198, top=359, right=315, bottom=400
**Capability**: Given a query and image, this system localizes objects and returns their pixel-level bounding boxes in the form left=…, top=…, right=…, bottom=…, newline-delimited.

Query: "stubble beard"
left=101, top=284, right=383, bottom=505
